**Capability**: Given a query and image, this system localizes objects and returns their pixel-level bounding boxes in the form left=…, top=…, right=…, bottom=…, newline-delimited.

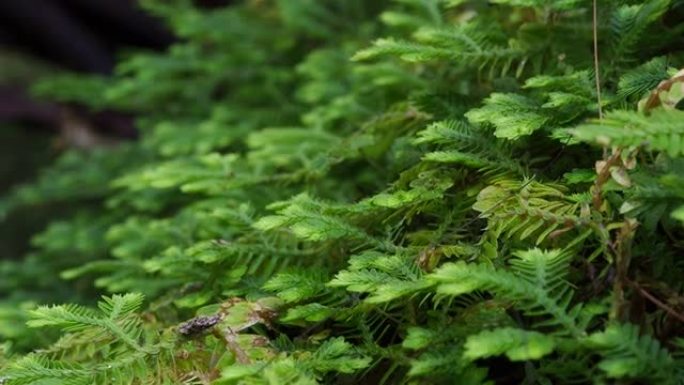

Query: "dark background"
left=0, top=0, right=228, bottom=259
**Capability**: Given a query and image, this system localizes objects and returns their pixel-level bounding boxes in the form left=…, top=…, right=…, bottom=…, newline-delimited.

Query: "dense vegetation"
left=2, top=0, right=684, bottom=384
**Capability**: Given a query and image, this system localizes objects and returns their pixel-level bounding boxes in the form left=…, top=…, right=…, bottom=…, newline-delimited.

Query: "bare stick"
left=593, top=0, right=603, bottom=119
left=631, top=282, right=684, bottom=324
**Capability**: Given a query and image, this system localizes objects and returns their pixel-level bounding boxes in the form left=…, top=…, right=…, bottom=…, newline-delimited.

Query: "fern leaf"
left=429, top=249, right=584, bottom=337
left=572, top=109, right=684, bottom=157
left=618, top=57, right=673, bottom=99
left=97, top=293, right=144, bottom=320
left=308, top=337, right=371, bottom=374
left=27, top=295, right=146, bottom=353
left=610, top=0, right=672, bottom=64
left=473, top=179, right=591, bottom=245
left=26, top=305, right=100, bottom=332
left=414, top=120, right=525, bottom=174
left=263, top=272, right=328, bottom=303
left=464, top=327, right=556, bottom=361
left=586, top=323, right=676, bottom=383
left=465, top=93, right=548, bottom=140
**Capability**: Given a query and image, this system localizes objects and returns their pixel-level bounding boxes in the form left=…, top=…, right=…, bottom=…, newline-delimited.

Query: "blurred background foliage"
left=0, top=0, right=185, bottom=351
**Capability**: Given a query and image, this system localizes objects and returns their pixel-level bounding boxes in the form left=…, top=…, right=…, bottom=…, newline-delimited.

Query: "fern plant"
left=2, top=0, right=684, bottom=384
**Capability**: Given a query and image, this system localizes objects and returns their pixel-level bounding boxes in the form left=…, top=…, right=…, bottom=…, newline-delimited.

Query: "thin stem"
left=593, top=0, right=603, bottom=119
left=630, top=281, right=684, bottom=324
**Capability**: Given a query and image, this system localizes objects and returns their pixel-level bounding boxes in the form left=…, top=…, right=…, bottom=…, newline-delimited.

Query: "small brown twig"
left=630, top=281, right=684, bottom=324
left=592, top=0, right=603, bottom=120
left=222, top=327, right=252, bottom=364
left=610, top=218, right=637, bottom=321
left=592, top=149, right=622, bottom=210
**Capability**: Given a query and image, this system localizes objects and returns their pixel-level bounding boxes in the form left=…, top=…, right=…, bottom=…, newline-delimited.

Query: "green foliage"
left=617, top=56, right=674, bottom=99
left=572, top=109, right=684, bottom=156
left=464, top=327, right=556, bottom=361
left=431, top=249, right=588, bottom=337
left=585, top=323, right=677, bottom=382
left=415, top=120, right=525, bottom=174
left=2, top=0, right=684, bottom=384
left=466, top=93, right=548, bottom=139
left=1, top=293, right=178, bottom=385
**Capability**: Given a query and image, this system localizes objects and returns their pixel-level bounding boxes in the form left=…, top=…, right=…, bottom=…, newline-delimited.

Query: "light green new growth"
left=1, top=0, right=684, bottom=384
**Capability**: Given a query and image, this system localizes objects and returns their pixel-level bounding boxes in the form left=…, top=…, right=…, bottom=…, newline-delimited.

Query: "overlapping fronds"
left=2, top=0, right=684, bottom=384
left=572, top=109, right=684, bottom=157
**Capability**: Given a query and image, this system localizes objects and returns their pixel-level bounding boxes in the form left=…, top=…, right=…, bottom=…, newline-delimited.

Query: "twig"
left=593, top=0, right=603, bottom=120
left=630, top=281, right=684, bottom=324
left=592, top=149, right=622, bottom=210
left=610, top=219, right=637, bottom=321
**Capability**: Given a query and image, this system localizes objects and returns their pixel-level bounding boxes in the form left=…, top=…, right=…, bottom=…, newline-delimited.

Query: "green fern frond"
left=465, top=93, right=548, bottom=140
left=509, top=248, right=572, bottom=291
left=414, top=120, right=525, bottom=174
left=357, top=180, right=451, bottom=210
left=3, top=350, right=160, bottom=385
left=144, top=108, right=249, bottom=157
left=3, top=355, right=93, bottom=385
left=610, top=0, right=672, bottom=65
left=464, top=327, right=556, bottom=361
left=246, top=128, right=342, bottom=170
left=524, top=71, right=594, bottom=97
left=254, top=194, right=389, bottom=249
left=97, top=293, right=145, bottom=320
left=572, top=109, right=684, bottom=157
left=307, top=337, right=371, bottom=374
left=473, top=179, right=592, bottom=245
left=353, top=22, right=528, bottom=78
left=280, top=303, right=337, bottom=324
left=27, top=294, right=146, bottom=353
left=26, top=305, right=101, bottom=332
left=219, top=337, right=370, bottom=384
left=400, top=301, right=514, bottom=380
left=112, top=153, right=254, bottom=195
left=430, top=248, right=584, bottom=337
left=31, top=74, right=111, bottom=109
left=586, top=323, right=677, bottom=383
left=263, top=271, right=328, bottom=303
left=329, top=252, right=432, bottom=304
left=489, top=0, right=584, bottom=11
left=618, top=56, right=674, bottom=99
left=0, top=146, right=142, bottom=217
